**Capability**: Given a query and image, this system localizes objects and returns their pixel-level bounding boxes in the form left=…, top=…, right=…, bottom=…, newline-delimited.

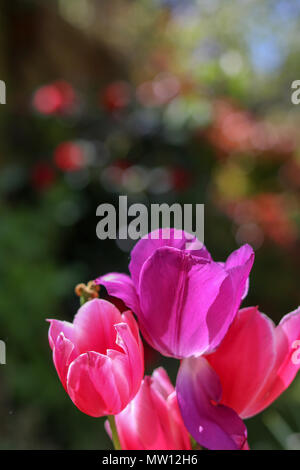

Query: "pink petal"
left=121, top=310, right=143, bottom=349
left=52, top=332, right=77, bottom=390
left=113, top=369, right=191, bottom=450
left=206, top=306, right=300, bottom=419
left=112, top=409, right=145, bottom=450
left=66, top=319, right=144, bottom=417
left=152, top=367, right=175, bottom=398
left=244, top=306, right=300, bottom=417
left=48, top=319, right=77, bottom=350
left=67, top=352, right=114, bottom=417
left=114, top=377, right=169, bottom=450
left=135, top=377, right=168, bottom=449
left=114, top=321, right=144, bottom=398
left=149, top=382, right=191, bottom=450
left=73, top=298, right=122, bottom=354
left=277, top=307, right=300, bottom=388
left=166, top=392, right=192, bottom=450
left=206, top=307, right=276, bottom=418
left=176, top=357, right=248, bottom=450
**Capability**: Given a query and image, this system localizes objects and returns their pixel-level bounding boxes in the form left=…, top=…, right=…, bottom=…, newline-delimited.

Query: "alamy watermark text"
left=96, top=196, right=204, bottom=249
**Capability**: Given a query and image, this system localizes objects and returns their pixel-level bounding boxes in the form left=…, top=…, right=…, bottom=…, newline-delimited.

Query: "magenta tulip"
left=176, top=306, right=300, bottom=450
left=48, top=298, right=144, bottom=417
left=96, top=229, right=254, bottom=358
left=106, top=367, right=191, bottom=450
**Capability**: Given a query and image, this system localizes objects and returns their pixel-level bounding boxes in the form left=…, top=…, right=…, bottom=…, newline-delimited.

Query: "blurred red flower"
left=31, top=162, right=55, bottom=190
left=102, top=81, right=131, bottom=112
left=54, top=142, right=85, bottom=172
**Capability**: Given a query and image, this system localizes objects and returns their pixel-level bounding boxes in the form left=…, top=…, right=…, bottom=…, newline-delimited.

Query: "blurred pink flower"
left=224, top=193, right=298, bottom=248
left=47, top=299, right=144, bottom=417
left=33, top=80, right=75, bottom=115
left=205, top=99, right=295, bottom=159
left=107, top=368, right=191, bottom=450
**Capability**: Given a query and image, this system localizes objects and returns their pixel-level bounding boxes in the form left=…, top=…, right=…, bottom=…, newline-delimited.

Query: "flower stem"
left=190, top=435, right=201, bottom=450
left=108, top=415, right=121, bottom=450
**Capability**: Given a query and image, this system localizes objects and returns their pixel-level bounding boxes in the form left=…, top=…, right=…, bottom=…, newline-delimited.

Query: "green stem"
left=190, top=435, right=201, bottom=450
left=108, top=415, right=121, bottom=450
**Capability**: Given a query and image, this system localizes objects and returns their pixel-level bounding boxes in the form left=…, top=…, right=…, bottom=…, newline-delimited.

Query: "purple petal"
left=217, top=262, right=249, bottom=301
left=224, top=244, right=254, bottom=271
left=95, top=272, right=141, bottom=316
left=225, top=244, right=254, bottom=312
left=138, top=246, right=227, bottom=358
left=204, top=245, right=254, bottom=353
left=242, top=277, right=250, bottom=300
left=129, top=228, right=211, bottom=291
left=176, top=357, right=247, bottom=450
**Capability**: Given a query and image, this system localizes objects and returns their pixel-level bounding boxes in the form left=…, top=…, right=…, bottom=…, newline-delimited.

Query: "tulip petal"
left=224, top=244, right=254, bottom=314
left=244, top=306, right=300, bottom=417
left=224, top=243, right=254, bottom=271
left=73, top=299, right=122, bottom=354
left=114, top=321, right=144, bottom=394
left=206, top=306, right=300, bottom=419
left=152, top=367, right=175, bottom=398
left=242, top=277, right=250, bottom=300
left=67, top=352, right=109, bottom=417
left=48, top=319, right=79, bottom=390
left=176, top=357, right=248, bottom=450
left=129, top=228, right=211, bottom=290
left=95, top=273, right=141, bottom=316
left=116, top=378, right=166, bottom=450
left=52, top=332, right=77, bottom=390
left=121, top=310, right=143, bottom=349
left=48, top=319, right=77, bottom=350
left=276, top=306, right=300, bottom=388
left=206, top=307, right=276, bottom=418
left=167, top=392, right=193, bottom=450
left=67, top=320, right=145, bottom=418
left=205, top=245, right=254, bottom=353
left=138, top=246, right=235, bottom=358
left=110, top=410, right=144, bottom=450
left=113, top=368, right=191, bottom=450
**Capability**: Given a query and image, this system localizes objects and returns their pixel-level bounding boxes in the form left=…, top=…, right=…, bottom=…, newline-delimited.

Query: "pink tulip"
left=47, top=299, right=144, bottom=417
left=106, top=367, right=192, bottom=450
left=207, top=306, right=300, bottom=417
left=96, top=229, right=254, bottom=359
left=176, top=306, right=300, bottom=450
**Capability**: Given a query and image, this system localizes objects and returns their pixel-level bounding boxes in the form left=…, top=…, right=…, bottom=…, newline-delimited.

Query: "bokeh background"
left=1, top=0, right=300, bottom=450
